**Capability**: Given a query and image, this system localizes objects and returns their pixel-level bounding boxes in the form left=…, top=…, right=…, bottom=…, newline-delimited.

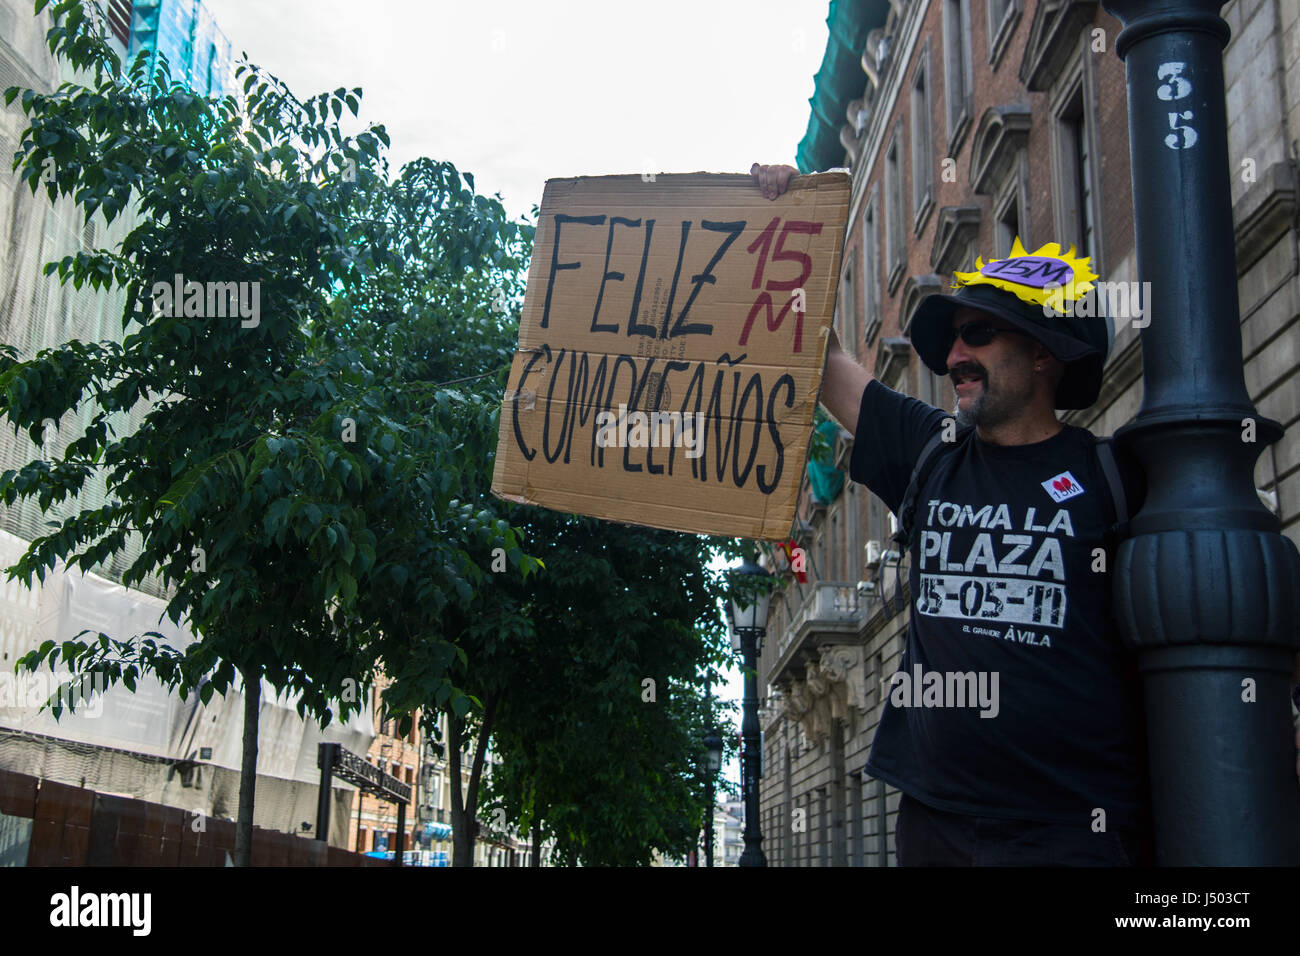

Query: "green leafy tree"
left=319, top=118, right=742, bottom=868
left=0, top=1, right=507, bottom=864
left=320, top=152, right=544, bottom=865
left=483, top=599, right=738, bottom=866
left=452, top=501, right=740, bottom=867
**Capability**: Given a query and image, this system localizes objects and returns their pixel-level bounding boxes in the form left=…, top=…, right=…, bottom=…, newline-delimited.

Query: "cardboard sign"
left=491, top=171, right=850, bottom=540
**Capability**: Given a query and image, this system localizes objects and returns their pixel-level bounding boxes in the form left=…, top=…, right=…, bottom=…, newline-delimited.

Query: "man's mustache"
left=949, top=363, right=986, bottom=381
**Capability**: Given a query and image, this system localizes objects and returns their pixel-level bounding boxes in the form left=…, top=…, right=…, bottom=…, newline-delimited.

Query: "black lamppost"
left=728, top=555, right=771, bottom=868
left=1103, top=0, right=1300, bottom=863
left=704, top=728, right=723, bottom=867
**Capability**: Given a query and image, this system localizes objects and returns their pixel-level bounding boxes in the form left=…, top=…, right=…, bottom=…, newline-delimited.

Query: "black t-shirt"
left=850, top=380, right=1151, bottom=832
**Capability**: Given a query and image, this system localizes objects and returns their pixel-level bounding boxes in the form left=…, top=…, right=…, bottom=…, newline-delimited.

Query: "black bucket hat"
left=908, top=241, right=1114, bottom=409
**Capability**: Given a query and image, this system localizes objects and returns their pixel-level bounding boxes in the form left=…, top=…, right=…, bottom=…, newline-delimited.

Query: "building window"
left=960, top=240, right=978, bottom=274
left=862, top=191, right=882, bottom=344
left=943, top=0, right=974, bottom=155
left=845, top=484, right=861, bottom=583
left=1066, top=98, right=1094, bottom=258
left=804, top=795, right=814, bottom=867
left=819, top=788, right=830, bottom=866
left=996, top=189, right=1022, bottom=259
left=838, top=265, right=858, bottom=347
left=1050, top=68, right=1103, bottom=273
left=987, top=0, right=1022, bottom=68
left=869, top=493, right=884, bottom=551
left=885, top=122, right=905, bottom=290
left=830, top=508, right=842, bottom=580
left=877, top=777, right=889, bottom=866
left=1048, top=41, right=1104, bottom=272
left=850, top=773, right=863, bottom=866
left=910, top=43, right=934, bottom=234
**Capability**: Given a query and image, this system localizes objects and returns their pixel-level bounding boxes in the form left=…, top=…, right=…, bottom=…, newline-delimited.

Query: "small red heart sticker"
left=1053, top=478, right=1071, bottom=492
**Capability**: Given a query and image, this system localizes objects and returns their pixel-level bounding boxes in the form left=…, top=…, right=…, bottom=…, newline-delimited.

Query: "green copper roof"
left=796, top=0, right=891, bottom=173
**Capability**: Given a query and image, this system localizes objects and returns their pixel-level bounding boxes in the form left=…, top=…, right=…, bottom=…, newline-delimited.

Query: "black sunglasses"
left=948, top=322, right=1030, bottom=348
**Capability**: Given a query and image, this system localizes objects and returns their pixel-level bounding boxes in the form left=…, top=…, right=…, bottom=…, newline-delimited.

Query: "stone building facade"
left=758, top=0, right=1300, bottom=866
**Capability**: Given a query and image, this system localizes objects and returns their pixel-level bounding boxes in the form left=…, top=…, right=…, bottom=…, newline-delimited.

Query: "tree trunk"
left=233, top=663, right=261, bottom=867
left=448, top=712, right=472, bottom=867
left=530, top=817, right=541, bottom=867
left=448, top=694, right=499, bottom=867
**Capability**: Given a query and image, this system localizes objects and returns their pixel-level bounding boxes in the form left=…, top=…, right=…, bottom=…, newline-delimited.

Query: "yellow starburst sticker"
left=952, top=238, right=1098, bottom=313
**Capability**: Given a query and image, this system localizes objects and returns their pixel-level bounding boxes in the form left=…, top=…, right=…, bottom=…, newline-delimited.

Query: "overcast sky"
left=202, top=0, right=831, bottom=221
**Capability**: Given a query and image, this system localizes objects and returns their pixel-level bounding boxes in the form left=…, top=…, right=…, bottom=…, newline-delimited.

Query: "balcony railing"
left=761, top=582, right=865, bottom=684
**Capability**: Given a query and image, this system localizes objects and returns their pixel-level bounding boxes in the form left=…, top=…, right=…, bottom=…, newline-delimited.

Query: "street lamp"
left=1102, top=0, right=1300, bottom=864
left=727, top=554, right=771, bottom=868
left=703, top=728, right=723, bottom=867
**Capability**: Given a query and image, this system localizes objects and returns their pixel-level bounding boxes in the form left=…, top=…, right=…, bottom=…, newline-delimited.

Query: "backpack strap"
left=1093, top=436, right=1130, bottom=554
left=885, top=421, right=972, bottom=616
left=892, top=421, right=971, bottom=552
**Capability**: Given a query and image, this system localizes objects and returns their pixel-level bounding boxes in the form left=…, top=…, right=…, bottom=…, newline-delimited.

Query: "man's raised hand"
left=750, top=163, right=797, bottom=200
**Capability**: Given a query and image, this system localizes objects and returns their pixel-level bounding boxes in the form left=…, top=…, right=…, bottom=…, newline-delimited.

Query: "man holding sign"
left=753, top=163, right=1160, bottom=866
left=757, top=160, right=1300, bottom=865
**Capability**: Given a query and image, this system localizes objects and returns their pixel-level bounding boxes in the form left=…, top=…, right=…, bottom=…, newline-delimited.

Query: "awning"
left=807, top=418, right=846, bottom=504
left=796, top=0, right=892, bottom=173
left=423, top=821, right=453, bottom=841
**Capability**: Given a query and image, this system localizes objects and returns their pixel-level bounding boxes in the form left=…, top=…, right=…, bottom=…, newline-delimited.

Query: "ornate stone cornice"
left=899, top=274, right=945, bottom=337
left=969, top=105, right=1033, bottom=195
left=930, top=205, right=981, bottom=275
left=833, top=424, right=854, bottom=472
left=770, top=645, right=873, bottom=742
left=823, top=645, right=869, bottom=717
left=1018, top=1, right=1099, bottom=92
left=804, top=666, right=829, bottom=698
left=839, top=124, right=860, bottom=164
left=861, top=26, right=888, bottom=89
left=819, top=644, right=869, bottom=715
left=787, top=679, right=811, bottom=717
left=787, top=665, right=833, bottom=743
left=873, top=336, right=911, bottom=386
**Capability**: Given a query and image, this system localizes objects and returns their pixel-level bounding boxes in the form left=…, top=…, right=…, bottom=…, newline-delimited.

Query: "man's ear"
left=1032, top=345, right=1065, bottom=386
